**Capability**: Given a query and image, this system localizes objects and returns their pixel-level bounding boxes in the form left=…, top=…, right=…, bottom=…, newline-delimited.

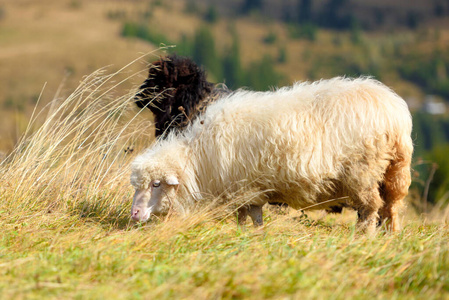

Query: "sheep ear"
left=166, top=175, right=179, bottom=186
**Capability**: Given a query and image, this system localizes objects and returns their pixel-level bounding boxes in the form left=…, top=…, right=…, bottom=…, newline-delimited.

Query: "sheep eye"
left=152, top=181, right=161, bottom=188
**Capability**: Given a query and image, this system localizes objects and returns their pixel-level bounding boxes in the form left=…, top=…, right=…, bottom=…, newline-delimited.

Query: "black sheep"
left=135, top=55, right=219, bottom=138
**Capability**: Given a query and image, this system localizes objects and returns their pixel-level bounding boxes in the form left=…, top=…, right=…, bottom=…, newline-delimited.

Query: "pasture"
left=0, top=61, right=448, bottom=299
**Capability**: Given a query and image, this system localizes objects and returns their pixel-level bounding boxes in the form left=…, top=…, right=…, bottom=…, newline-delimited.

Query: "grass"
left=1, top=211, right=448, bottom=299
left=0, top=56, right=448, bottom=299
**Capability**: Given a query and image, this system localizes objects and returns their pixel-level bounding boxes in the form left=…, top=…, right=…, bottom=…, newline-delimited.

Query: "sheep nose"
left=131, top=208, right=140, bottom=221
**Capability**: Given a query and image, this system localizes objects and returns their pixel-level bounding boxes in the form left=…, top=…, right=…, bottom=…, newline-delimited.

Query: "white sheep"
left=130, top=77, right=413, bottom=234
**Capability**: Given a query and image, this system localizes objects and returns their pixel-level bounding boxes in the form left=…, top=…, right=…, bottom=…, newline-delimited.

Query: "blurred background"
left=1, top=0, right=449, bottom=211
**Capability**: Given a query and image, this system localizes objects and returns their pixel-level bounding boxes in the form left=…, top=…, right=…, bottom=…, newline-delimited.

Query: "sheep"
left=134, top=55, right=273, bottom=220
left=135, top=54, right=226, bottom=138
left=134, top=55, right=285, bottom=214
left=130, top=77, right=413, bottom=234
left=134, top=54, right=279, bottom=217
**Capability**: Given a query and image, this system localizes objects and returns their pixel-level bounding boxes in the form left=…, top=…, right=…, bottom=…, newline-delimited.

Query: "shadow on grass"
left=71, top=199, right=161, bottom=231
left=292, top=213, right=335, bottom=231
left=262, top=206, right=354, bottom=233
left=71, top=198, right=353, bottom=234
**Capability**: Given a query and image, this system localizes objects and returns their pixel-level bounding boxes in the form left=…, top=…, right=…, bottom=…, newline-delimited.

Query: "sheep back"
left=185, top=77, right=412, bottom=210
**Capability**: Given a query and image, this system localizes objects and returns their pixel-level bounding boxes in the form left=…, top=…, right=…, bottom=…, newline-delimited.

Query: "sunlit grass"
left=0, top=58, right=448, bottom=299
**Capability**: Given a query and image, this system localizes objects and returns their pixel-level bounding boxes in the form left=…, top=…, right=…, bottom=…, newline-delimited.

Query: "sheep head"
left=130, top=139, right=189, bottom=222
left=131, top=174, right=179, bottom=222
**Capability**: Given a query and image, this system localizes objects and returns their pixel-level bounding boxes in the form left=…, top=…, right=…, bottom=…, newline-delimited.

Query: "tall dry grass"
left=0, top=50, right=245, bottom=231
left=0, top=53, right=160, bottom=227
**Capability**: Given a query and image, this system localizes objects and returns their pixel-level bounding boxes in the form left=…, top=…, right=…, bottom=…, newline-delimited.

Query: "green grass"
left=1, top=210, right=448, bottom=299
left=1, top=59, right=448, bottom=299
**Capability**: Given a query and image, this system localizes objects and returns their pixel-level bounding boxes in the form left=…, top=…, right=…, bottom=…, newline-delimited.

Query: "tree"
left=426, top=146, right=449, bottom=205
left=222, top=32, right=244, bottom=89
left=406, top=11, right=421, bottom=29
left=297, top=0, right=312, bottom=24
left=240, top=0, right=264, bottom=15
left=176, top=34, right=192, bottom=57
left=349, top=16, right=362, bottom=45
left=318, top=0, right=351, bottom=29
left=277, top=46, right=287, bottom=63
left=246, top=55, right=283, bottom=91
left=192, top=27, right=222, bottom=80
left=204, top=5, right=219, bottom=23
left=288, top=23, right=317, bottom=41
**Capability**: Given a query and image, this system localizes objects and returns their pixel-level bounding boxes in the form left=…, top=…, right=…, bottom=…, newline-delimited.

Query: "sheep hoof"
left=248, top=205, right=263, bottom=227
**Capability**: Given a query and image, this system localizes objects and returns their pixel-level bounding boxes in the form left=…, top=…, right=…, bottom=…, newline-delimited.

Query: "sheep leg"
left=237, top=207, right=248, bottom=225
left=248, top=205, right=264, bottom=227
left=378, top=204, right=400, bottom=232
left=377, top=155, right=411, bottom=232
left=355, top=187, right=383, bottom=235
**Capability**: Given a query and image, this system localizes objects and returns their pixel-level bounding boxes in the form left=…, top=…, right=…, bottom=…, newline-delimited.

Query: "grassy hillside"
left=1, top=3, right=449, bottom=297
left=0, top=0, right=155, bottom=150
left=1, top=65, right=448, bottom=299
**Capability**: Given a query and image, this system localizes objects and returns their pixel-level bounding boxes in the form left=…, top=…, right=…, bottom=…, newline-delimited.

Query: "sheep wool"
left=130, top=77, right=413, bottom=234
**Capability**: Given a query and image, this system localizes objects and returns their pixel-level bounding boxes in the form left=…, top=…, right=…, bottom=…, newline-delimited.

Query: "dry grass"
left=0, top=53, right=156, bottom=224
left=0, top=0, right=154, bottom=150
left=0, top=56, right=448, bottom=299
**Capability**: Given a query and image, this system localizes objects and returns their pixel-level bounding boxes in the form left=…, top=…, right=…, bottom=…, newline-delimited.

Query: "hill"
left=0, top=0, right=155, bottom=149
left=1, top=0, right=449, bottom=153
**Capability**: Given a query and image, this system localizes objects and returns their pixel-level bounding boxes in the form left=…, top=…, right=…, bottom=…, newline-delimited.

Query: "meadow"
left=1, top=1, right=449, bottom=298
left=1, top=58, right=448, bottom=299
